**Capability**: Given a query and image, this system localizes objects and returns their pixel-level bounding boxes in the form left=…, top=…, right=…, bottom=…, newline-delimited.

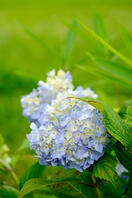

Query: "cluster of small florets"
left=21, top=69, right=109, bottom=172
left=21, top=70, right=73, bottom=124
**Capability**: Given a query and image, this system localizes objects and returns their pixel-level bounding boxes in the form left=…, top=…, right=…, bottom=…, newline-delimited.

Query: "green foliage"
left=93, top=14, right=107, bottom=41
left=92, top=14, right=108, bottom=55
left=121, top=26, right=132, bottom=53
left=87, top=54, right=132, bottom=85
left=79, top=20, right=132, bottom=68
left=18, top=177, right=89, bottom=198
left=98, top=180, right=124, bottom=198
left=0, top=185, right=18, bottom=198
left=92, top=154, right=118, bottom=184
left=11, top=139, right=34, bottom=166
left=122, top=176, right=132, bottom=198
left=78, top=97, right=132, bottom=150
left=19, top=162, right=45, bottom=189
left=114, top=142, right=132, bottom=172
left=16, top=139, right=30, bottom=154
left=127, top=100, right=132, bottom=125
left=1, top=2, right=132, bottom=197
left=62, top=20, right=77, bottom=66
left=51, top=181, right=89, bottom=198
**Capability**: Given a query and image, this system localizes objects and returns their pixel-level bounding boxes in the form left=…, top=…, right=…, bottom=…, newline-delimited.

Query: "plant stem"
left=0, top=159, right=19, bottom=185
left=91, top=176, right=102, bottom=198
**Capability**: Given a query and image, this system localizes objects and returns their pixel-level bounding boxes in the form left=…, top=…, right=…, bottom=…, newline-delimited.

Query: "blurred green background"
left=0, top=0, right=132, bottom=154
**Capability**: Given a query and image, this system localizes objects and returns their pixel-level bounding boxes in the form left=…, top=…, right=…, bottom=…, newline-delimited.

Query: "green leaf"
left=93, top=14, right=107, bottom=41
left=78, top=20, right=132, bottom=68
left=99, top=180, right=124, bottom=198
left=0, top=185, right=18, bottom=198
left=127, top=100, right=132, bottom=125
left=33, top=188, right=56, bottom=197
left=93, top=14, right=108, bottom=55
left=62, top=20, right=77, bottom=66
left=18, top=178, right=88, bottom=198
left=17, top=139, right=30, bottom=153
left=75, top=63, right=114, bottom=83
left=114, top=142, right=132, bottom=172
left=12, top=139, right=34, bottom=166
left=121, top=26, right=132, bottom=53
left=19, top=162, right=45, bottom=189
left=118, top=106, right=127, bottom=119
left=92, top=154, right=118, bottom=184
left=78, top=97, right=132, bottom=150
left=75, top=63, right=132, bottom=91
left=51, top=182, right=91, bottom=198
left=87, top=54, right=132, bottom=85
left=92, top=155, right=124, bottom=197
left=51, top=171, right=96, bottom=198
left=122, top=176, right=132, bottom=198
left=80, top=171, right=119, bottom=198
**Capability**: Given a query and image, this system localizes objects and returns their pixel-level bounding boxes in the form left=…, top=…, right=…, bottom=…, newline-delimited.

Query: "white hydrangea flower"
left=0, top=144, right=11, bottom=164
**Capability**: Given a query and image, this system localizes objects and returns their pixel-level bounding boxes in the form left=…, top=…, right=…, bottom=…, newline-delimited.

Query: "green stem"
left=0, top=159, right=19, bottom=185
left=91, top=176, right=102, bottom=198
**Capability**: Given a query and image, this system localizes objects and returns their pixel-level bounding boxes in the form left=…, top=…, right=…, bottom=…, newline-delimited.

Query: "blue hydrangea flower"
left=21, top=70, right=73, bottom=124
left=27, top=89, right=109, bottom=172
left=116, top=164, right=129, bottom=181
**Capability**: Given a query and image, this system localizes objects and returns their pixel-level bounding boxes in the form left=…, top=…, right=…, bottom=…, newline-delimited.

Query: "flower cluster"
left=21, top=69, right=109, bottom=172
left=21, top=70, right=73, bottom=124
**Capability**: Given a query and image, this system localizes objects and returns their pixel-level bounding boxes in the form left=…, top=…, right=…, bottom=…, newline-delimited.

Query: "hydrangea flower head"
left=21, top=69, right=73, bottom=123
left=27, top=88, right=109, bottom=172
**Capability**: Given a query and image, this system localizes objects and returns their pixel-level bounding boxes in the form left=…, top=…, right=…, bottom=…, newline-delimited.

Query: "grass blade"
left=62, top=20, right=77, bottom=66
left=79, top=21, right=132, bottom=68
left=121, top=26, right=132, bottom=53
left=86, top=52, right=132, bottom=84
left=93, top=14, right=108, bottom=55
left=75, top=63, right=132, bottom=90
left=93, top=14, right=107, bottom=41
